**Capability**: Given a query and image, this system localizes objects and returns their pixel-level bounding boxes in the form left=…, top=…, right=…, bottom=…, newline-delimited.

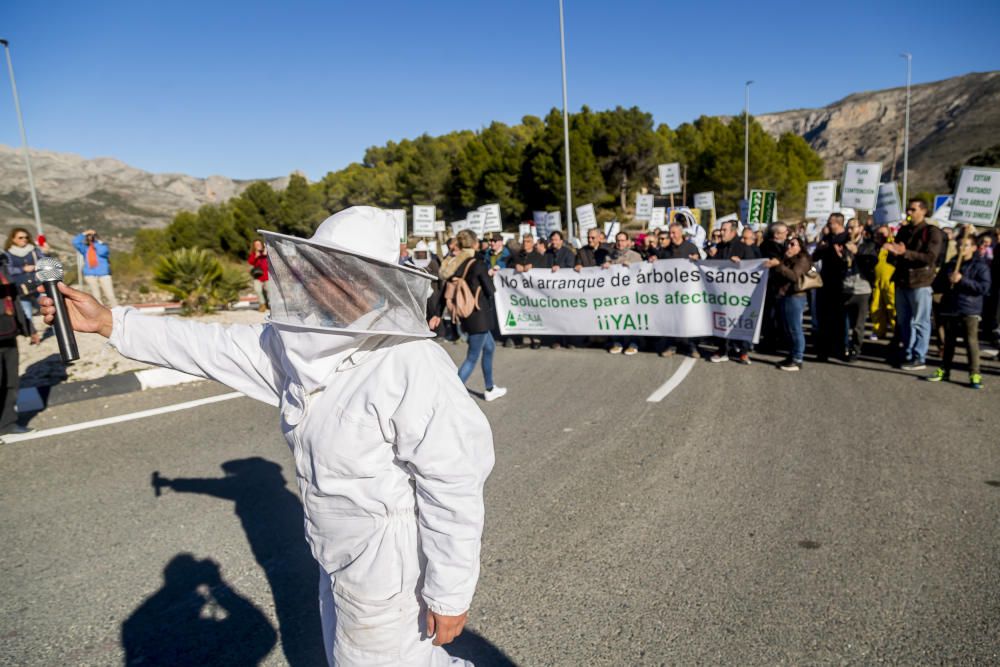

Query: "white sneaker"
left=484, top=386, right=507, bottom=402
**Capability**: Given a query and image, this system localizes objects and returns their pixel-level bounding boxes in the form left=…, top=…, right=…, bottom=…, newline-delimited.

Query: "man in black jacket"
left=811, top=213, right=850, bottom=361
left=885, top=198, right=945, bottom=369
left=841, top=217, right=879, bottom=361
left=574, top=229, right=610, bottom=269
left=709, top=221, right=757, bottom=364
left=652, top=223, right=701, bottom=358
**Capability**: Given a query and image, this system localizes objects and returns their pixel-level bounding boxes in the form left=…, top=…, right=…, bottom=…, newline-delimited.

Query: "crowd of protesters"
left=406, top=196, right=998, bottom=394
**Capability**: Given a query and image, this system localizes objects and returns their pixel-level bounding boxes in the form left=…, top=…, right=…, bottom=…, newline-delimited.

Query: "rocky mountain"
left=0, top=144, right=287, bottom=247
left=755, top=70, right=1000, bottom=193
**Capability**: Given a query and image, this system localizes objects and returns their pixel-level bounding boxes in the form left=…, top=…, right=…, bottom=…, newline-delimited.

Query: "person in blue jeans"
left=884, top=199, right=944, bottom=370
left=429, top=229, right=507, bottom=401
left=763, top=236, right=812, bottom=371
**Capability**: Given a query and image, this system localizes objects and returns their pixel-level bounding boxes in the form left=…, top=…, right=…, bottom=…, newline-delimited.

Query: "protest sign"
left=933, top=194, right=951, bottom=213
left=536, top=211, right=561, bottom=239
left=604, top=221, right=620, bottom=238
left=576, top=203, right=598, bottom=232
left=533, top=211, right=547, bottom=227
left=806, top=180, right=837, bottom=218
left=693, top=191, right=716, bottom=217
left=649, top=207, right=666, bottom=230
left=434, top=219, right=446, bottom=233
left=466, top=211, right=486, bottom=236
left=949, top=166, right=1000, bottom=226
left=635, top=194, right=654, bottom=221
left=518, top=223, right=533, bottom=239
left=494, top=260, right=768, bottom=342
left=738, top=199, right=749, bottom=224
left=387, top=209, right=407, bottom=243
left=873, top=182, right=902, bottom=225
left=478, top=203, right=503, bottom=232
left=450, top=220, right=469, bottom=235
left=747, top=190, right=776, bottom=225
left=658, top=163, right=682, bottom=195
left=841, top=161, right=882, bottom=210
left=412, top=205, right=436, bottom=237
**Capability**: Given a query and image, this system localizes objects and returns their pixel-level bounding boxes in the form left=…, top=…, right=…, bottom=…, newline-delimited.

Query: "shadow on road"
left=449, top=628, right=520, bottom=666
left=149, top=457, right=325, bottom=666
left=121, top=553, right=276, bottom=666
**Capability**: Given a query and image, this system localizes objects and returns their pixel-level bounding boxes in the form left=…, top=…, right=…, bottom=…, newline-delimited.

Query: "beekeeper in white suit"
left=39, top=206, right=495, bottom=666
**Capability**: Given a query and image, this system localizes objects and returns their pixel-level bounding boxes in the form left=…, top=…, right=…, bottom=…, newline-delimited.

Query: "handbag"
left=250, top=266, right=264, bottom=279
left=797, top=266, right=823, bottom=292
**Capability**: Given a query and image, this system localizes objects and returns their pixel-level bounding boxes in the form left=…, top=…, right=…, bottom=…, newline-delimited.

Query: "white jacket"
left=108, top=306, right=495, bottom=616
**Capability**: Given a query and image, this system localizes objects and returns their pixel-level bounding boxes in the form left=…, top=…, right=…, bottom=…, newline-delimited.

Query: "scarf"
left=438, top=248, right=476, bottom=280
left=87, top=243, right=99, bottom=268
left=6, top=243, right=36, bottom=258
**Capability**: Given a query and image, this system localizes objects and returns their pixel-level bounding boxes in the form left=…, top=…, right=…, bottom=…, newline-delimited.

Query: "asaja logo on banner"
left=712, top=311, right=758, bottom=334
left=505, top=310, right=543, bottom=329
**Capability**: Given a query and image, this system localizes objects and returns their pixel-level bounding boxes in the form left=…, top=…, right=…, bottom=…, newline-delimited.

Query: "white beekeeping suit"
left=106, top=206, right=495, bottom=666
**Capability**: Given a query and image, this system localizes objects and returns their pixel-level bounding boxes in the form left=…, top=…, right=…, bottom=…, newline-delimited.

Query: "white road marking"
left=2, top=392, right=245, bottom=443
left=646, top=356, right=697, bottom=403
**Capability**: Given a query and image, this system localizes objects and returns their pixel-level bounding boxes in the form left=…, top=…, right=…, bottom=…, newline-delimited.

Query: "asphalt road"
left=1, top=340, right=998, bottom=666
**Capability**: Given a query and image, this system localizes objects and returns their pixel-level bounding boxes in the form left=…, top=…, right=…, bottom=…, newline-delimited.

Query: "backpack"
left=444, top=259, right=481, bottom=320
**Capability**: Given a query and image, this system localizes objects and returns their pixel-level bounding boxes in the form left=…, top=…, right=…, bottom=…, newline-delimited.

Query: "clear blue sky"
left=2, top=0, right=997, bottom=180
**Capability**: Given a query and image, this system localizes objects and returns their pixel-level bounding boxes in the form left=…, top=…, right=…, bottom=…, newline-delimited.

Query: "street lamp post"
left=558, top=0, right=574, bottom=241
left=900, top=53, right=912, bottom=206
left=1, top=39, right=44, bottom=239
left=744, top=80, right=754, bottom=203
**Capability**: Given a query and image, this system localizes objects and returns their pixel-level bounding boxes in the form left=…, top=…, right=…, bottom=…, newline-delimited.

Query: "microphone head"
left=35, top=257, right=65, bottom=282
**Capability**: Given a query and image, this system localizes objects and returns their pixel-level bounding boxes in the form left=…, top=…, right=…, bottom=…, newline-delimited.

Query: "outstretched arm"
left=39, top=282, right=283, bottom=405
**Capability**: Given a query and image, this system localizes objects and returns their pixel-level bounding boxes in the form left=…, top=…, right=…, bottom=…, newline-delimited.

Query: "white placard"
left=387, top=209, right=407, bottom=243
left=576, top=203, right=598, bottom=232
left=547, top=210, right=562, bottom=232
left=412, top=205, right=436, bottom=237
left=635, top=194, right=655, bottom=221
left=649, top=207, right=667, bottom=230
left=841, top=162, right=882, bottom=210
left=450, top=220, right=469, bottom=235
left=532, top=211, right=548, bottom=228
left=518, top=223, right=533, bottom=239
left=604, top=221, right=621, bottom=238
left=693, top=191, right=715, bottom=213
left=478, top=203, right=503, bottom=233
left=466, top=211, right=486, bottom=236
left=434, top=219, right=446, bottom=232
left=873, top=182, right=902, bottom=225
left=949, top=166, right=1000, bottom=227
left=658, top=163, right=682, bottom=195
left=806, top=180, right=838, bottom=218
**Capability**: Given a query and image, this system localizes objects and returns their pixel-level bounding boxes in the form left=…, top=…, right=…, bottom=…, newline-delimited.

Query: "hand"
left=647, top=255, right=657, bottom=263
left=37, top=282, right=113, bottom=338
left=846, top=242, right=858, bottom=254
left=833, top=244, right=844, bottom=257
left=688, top=253, right=700, bottom=261
left=573, top=265, right=582, bottom=272
left=30, top=332, right=40, bottom=345
left=25, top=264, right=35, bottom=272
left=428, top=316, right=442, bottom=331
left=551, top=266, right=559, bottom=272
left=762, top=258, right=780, bottom=269
left=949, top=271, right=962, bottom=284
left=730, top=256, right=741, bottom=263
left=601, top=262, right=611, bottom=269
left=885, top=242, right=904, bottom=255
left=488, top=268, right=498, bottom=277
left=426, top=610, right=467, bottom=646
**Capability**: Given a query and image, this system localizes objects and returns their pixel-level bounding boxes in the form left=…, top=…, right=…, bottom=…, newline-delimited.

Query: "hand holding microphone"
left=36, top=263, right=114, bottom=358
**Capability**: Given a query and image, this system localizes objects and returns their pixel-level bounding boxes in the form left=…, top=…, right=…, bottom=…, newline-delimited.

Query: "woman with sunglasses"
left=3, top=227, right=47, bottom=344
left=762, top=236, right=812, bottom=371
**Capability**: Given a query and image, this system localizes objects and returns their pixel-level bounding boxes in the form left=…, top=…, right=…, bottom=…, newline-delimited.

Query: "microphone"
left=35, top=257, right=80, bottom=364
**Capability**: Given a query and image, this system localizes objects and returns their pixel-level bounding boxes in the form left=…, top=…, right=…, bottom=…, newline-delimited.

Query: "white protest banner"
left=873, top=182, right=902, bottom=225
left=576, top=203, right=598, bottom=232
left=518, top=223, right=533, bottom=239
left=387, top=209, right=407, bottom=243
left=495, top=260, right=769, bottom=342
left=693, top=191, right=715, bottom=215
left=649, top=207, right=667, bottom=230
left=841, top=161, right=882, bottom=210
left=806, top=180, right=837, bottom=218
left=658, top=163, right=682, bottom=194
left=478, top=203, right=503, bottom=232
left=604, top=221, right=620, bottom=238
left=466, top=211, right=486, bottom=236
left=434, top=219, right=446, bottom=233
left=412, top=205, right=436, bottom=237
left=949, top=166, right=1000, bottom=227
left=635, top=194, right=654, bottom=221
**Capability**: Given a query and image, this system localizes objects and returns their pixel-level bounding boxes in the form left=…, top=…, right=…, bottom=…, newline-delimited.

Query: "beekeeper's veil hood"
left=261, top=206, right=433, bottom=393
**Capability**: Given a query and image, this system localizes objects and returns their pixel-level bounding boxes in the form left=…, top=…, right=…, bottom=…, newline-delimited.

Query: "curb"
left=17, top=368, right=204, bottom=413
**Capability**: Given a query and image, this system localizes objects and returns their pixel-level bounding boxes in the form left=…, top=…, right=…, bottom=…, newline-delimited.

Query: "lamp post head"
left=0, top=39, right=9, bottom=48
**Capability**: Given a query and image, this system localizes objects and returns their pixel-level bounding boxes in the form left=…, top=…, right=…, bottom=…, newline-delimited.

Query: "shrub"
left=154, top=248, right=248, bottom=314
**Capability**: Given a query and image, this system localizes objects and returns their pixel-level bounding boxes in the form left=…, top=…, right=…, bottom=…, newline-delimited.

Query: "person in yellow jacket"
left=870, top=225, right=896, bottom=339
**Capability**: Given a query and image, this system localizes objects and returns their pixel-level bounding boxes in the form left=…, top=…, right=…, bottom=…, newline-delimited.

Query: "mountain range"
left=1, top=70, right=997, bottom=246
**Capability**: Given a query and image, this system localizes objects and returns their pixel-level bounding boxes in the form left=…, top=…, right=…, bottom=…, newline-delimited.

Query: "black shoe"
left=778, top=359, right=801, bottom=372
left=1, top=424, right=34, bottom=436
left=845, top=351, right=859, bottom=363
left=530, top=342, right=541, bottom=350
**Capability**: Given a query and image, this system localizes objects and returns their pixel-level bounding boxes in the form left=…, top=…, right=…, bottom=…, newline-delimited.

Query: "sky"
left=2, top=0, right=998, bottom=181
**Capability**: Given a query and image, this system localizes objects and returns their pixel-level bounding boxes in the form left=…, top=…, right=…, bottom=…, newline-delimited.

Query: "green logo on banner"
left=506, top=311, right=517, bottom=328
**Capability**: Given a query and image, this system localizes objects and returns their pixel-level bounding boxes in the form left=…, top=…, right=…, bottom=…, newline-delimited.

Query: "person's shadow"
left=150, top=457, right=325, bottom=667
left=121, top=553, right=276, bottom=666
